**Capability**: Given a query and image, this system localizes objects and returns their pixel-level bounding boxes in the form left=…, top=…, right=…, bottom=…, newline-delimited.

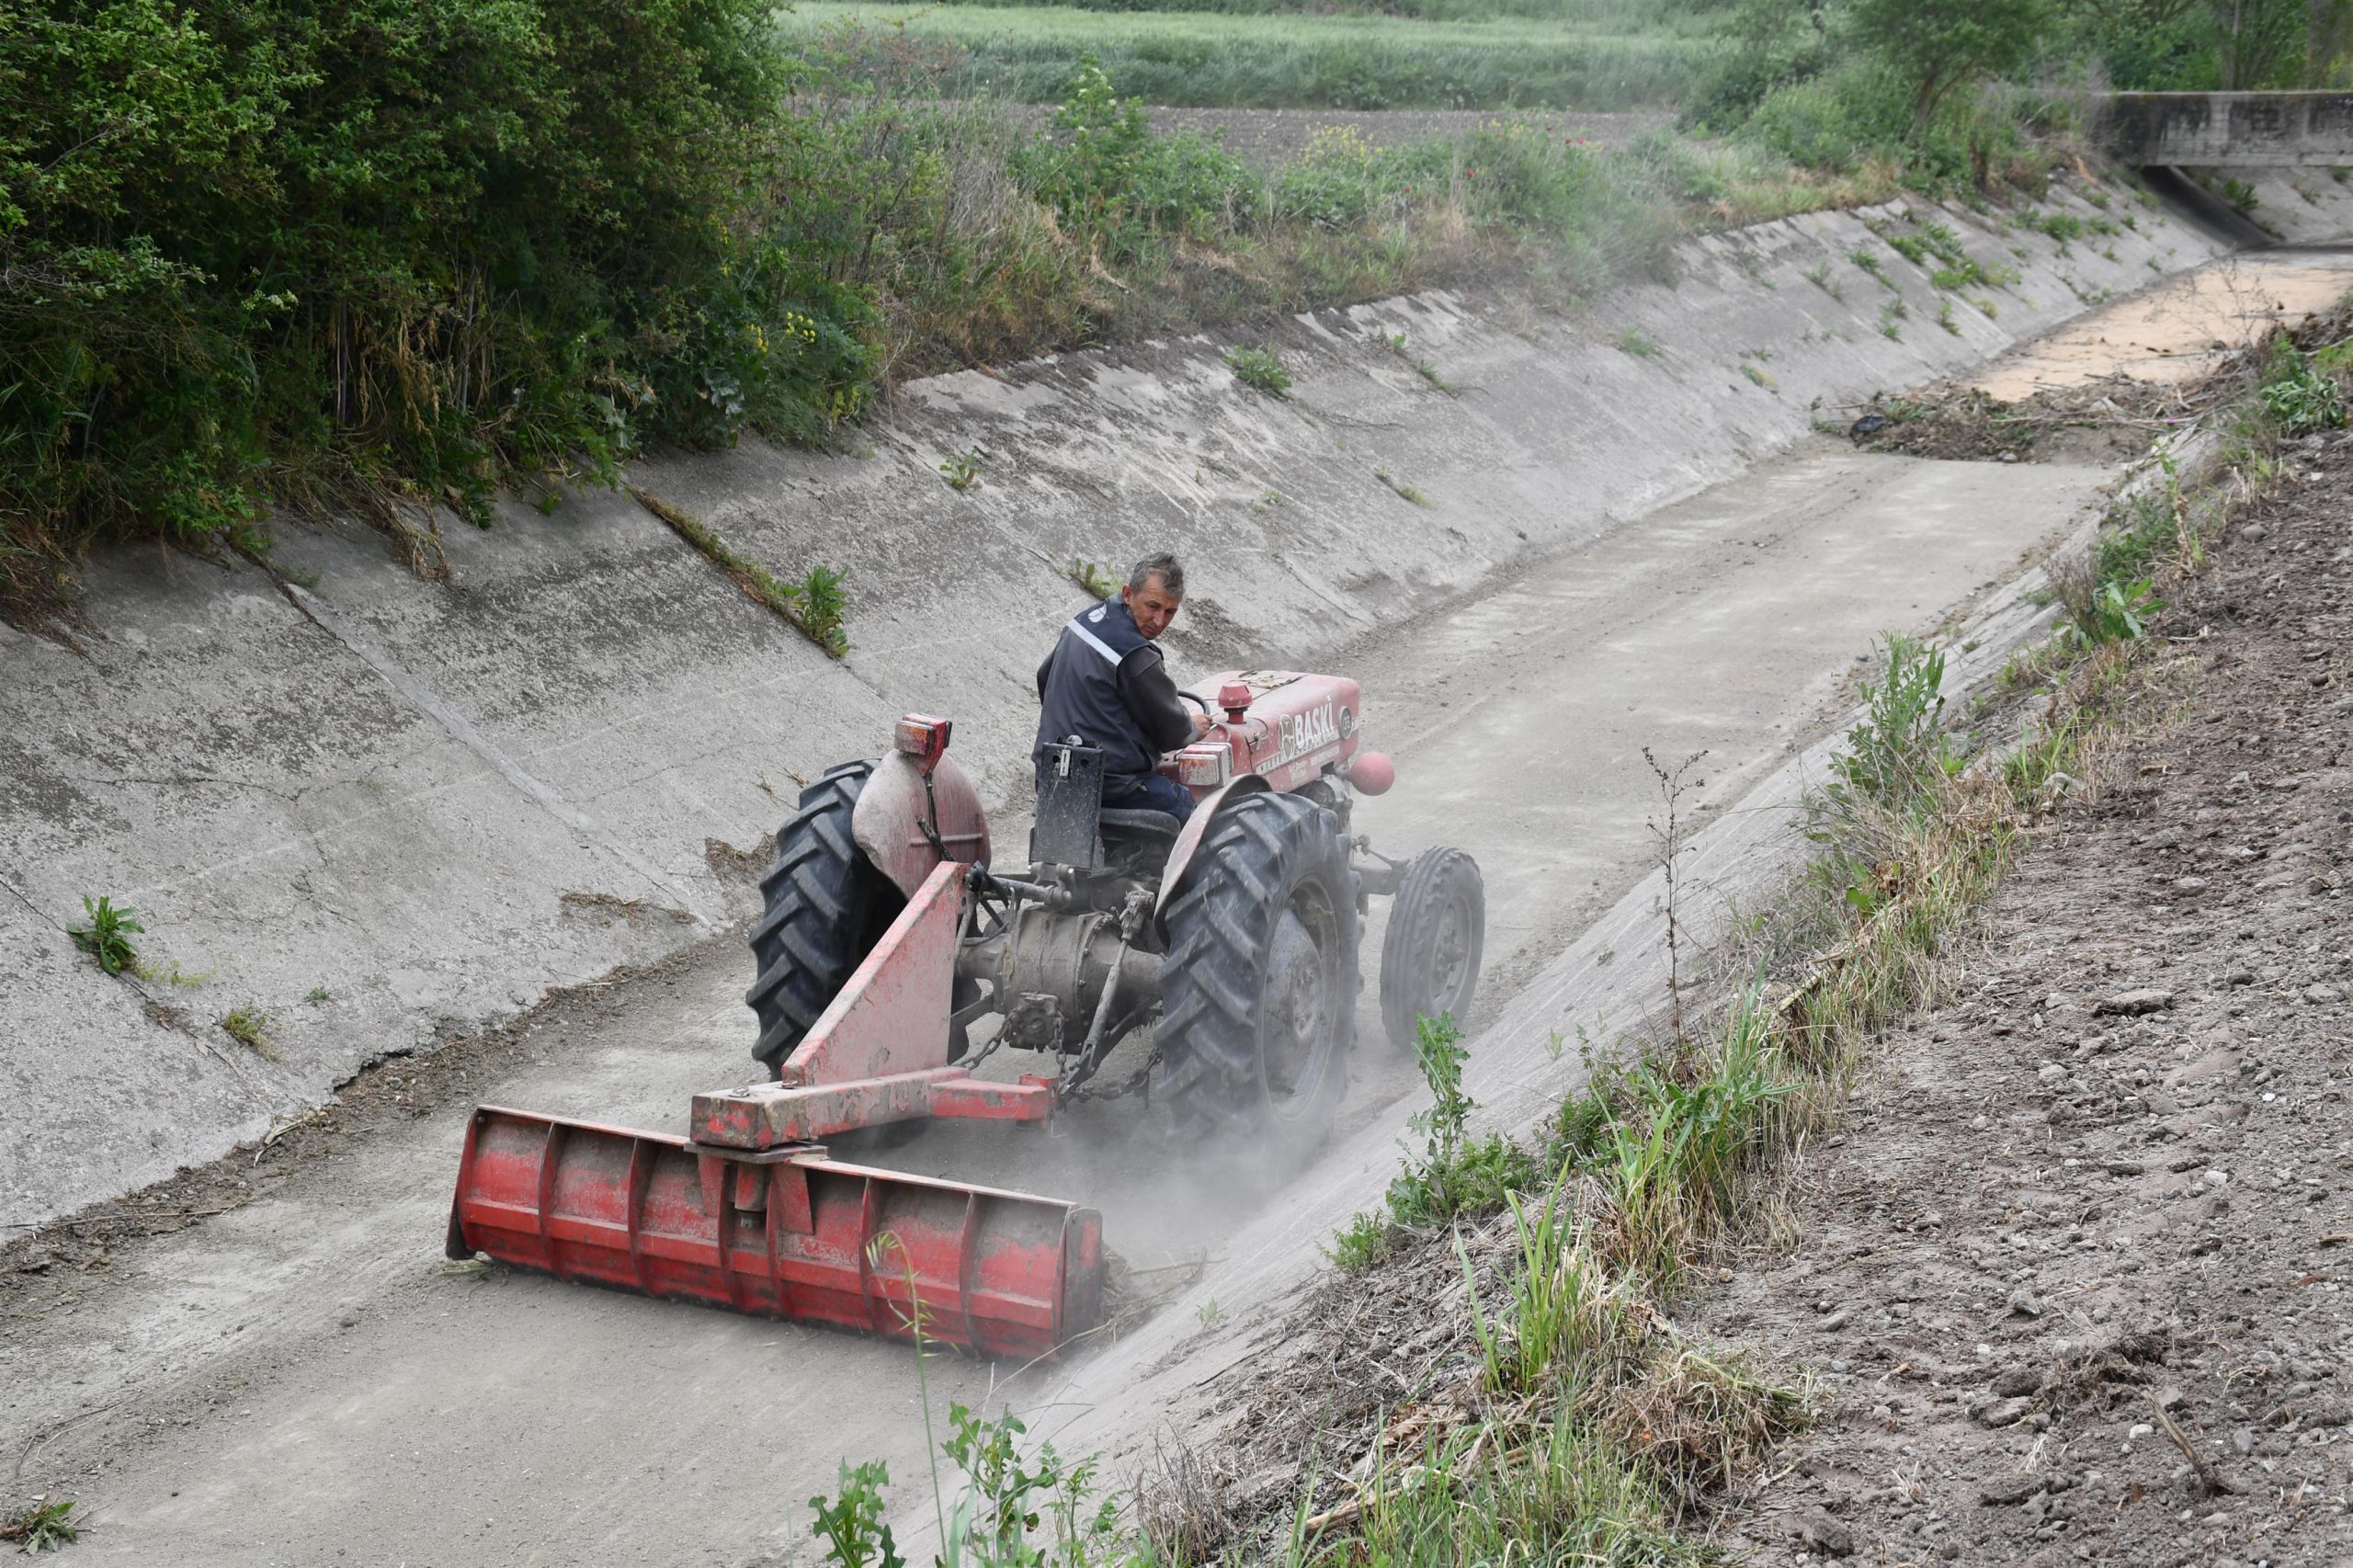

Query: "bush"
left=1010, top=57, right=1262, bottom=268
left=1742, top=61, right=2050, bottom=191
left=2261, top=354, right=2347, bottom=435
left=3, top=0, right=873, bottom=606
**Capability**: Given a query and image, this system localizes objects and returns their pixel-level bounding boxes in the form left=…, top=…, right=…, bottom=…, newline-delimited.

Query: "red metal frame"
left=692, top=861, right=1053, bottom=1150
left=447, top=1107, right=1101, bottom=1358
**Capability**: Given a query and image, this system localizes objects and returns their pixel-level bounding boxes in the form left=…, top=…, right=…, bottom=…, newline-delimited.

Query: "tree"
left=1848, top=0, right=2055, bottom=136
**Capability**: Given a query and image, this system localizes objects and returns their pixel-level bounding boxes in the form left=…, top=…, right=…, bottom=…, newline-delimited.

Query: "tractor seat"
left=1097, top=809, right=1183, bottom=854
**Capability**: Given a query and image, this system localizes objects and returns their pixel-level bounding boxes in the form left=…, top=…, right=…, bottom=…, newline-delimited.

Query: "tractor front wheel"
left=1378, top=847, right=1484, bottom=1052
left=1156, top=792, right=1358, bottom=1140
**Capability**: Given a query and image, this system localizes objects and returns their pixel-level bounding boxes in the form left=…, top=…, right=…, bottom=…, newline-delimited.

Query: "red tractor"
left=447, top=672, right=1481, bottom=1359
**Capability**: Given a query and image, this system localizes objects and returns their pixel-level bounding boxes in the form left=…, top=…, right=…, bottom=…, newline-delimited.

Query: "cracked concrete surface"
left=11, top=172, right=2325, bottom=1234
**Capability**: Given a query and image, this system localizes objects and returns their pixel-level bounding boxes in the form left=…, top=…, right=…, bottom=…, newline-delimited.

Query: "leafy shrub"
left=1011, top=57, right=1261, bottom=269
left=2259, top=347, right=2347, bottom=435
left=3, top=0, right=873, bottom=607
left=1829, top=635, right=1955, bottom=811
left=1740, top=60, right=2048, bottom=193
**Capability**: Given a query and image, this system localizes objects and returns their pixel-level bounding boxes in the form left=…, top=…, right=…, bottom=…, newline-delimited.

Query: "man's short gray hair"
left=1127, top=552, right=1184, bottom=598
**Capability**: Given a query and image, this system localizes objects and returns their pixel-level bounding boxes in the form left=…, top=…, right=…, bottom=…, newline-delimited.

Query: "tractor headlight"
left=1176, top=744, right=1231, bottom=789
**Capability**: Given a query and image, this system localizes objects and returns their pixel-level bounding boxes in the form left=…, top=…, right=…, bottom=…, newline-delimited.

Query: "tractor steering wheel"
left=1177, top=687, right=1216, bottom=738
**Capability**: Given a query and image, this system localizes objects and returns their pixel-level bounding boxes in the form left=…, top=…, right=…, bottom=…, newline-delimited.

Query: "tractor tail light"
left=893, top=713, right=953, bottom=774
left=1176, top=744, right=1231, bottom=789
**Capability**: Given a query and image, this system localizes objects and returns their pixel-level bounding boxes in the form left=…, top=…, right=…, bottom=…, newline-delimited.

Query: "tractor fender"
left=851, top=751, right=991, bottom=898
left=1152, top=774, right=1272, bottom=924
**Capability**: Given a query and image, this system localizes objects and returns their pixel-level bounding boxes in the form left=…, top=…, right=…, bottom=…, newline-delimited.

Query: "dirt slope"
left=1710, top=440, right=2353, bottom=1566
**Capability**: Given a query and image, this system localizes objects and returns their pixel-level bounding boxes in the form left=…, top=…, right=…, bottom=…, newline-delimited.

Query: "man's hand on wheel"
left=1191, top=710, right=1213, bottom=740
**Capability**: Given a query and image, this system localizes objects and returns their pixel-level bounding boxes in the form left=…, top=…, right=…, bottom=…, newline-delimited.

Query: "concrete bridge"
left=2108, top=92, right=2353, bottom=167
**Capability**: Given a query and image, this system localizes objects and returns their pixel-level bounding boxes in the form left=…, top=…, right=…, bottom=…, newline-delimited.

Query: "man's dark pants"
left=1034, top=759, right=1196, bottom=826
left=1108, top=771, right=1196, bottom=824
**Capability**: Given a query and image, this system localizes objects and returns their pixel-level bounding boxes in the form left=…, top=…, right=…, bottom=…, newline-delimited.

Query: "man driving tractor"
left=1035, top=552, right=1211, bottom=824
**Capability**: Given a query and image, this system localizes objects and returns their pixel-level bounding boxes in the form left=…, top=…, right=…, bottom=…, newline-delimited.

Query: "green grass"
left=1223, top=346, right=1293, bottom=397
left=631, top=488, right=849, bottom=658
left=776, top=2, right=1726, bottom=109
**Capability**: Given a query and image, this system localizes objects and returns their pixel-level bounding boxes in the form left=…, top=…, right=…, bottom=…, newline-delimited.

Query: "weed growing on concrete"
left=1938, top=297, right=1959, bottom=335
left=1222, top=347, right=1291, bottom=399
left=1067, top=559, right=1118, bottom=599
left=1378, top=329, right=1454, bottom=393
left=67, top=895, right=142, bottom=976
left=939, top=448, right=983, bottom=493
left=1801, top=262, right=1842, bottom=300
left=1195, top=1297, right=1223, bottom=1331
left=130, top=956, right=207, bottom=989
left=1878, top=300, right=1906, bottom=341
left=305, top=986, right=331, bottom=1004
left=220, top=1007, right=276, bottom=1061
left=1615, top=326, right=1661, bottom=358
left=1331, top=1016, right=1539, bottom=1271
left=1374, top=467, right=1434, bottom=507
left=795, top=566, right=850, bottom=657
left=631, top=488, right=848, bottom=659
left=0, top=1497, right=79, bottom=1553
left=1739, top=363, right=1776, bottom=389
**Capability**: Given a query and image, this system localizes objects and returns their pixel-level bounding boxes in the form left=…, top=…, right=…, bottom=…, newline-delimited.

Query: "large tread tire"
left=1378, top=847, right=1485, bottom=1053
left=1156, top=792, right=1359, bottom=1140
left=745, top=761, right=904, bottom=1077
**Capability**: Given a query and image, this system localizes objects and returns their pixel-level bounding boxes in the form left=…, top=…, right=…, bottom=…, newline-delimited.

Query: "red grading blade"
left=447, top=1107, right=1104, bottom=1360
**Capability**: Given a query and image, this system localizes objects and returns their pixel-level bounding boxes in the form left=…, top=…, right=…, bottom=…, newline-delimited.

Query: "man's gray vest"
left=1035, top=597, right=1157, bottom=792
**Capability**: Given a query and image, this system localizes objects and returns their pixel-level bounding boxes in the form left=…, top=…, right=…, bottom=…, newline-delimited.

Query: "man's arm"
left=1117, top=645, right=1198, bottom=754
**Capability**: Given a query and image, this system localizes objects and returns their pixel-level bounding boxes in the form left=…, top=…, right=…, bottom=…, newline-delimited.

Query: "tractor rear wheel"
left=746, top=761, right=904, bottom=1077
left=1377, top=847, right=1484, bottom=1053
left=1156, top=792, right=1358, bottom=1140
